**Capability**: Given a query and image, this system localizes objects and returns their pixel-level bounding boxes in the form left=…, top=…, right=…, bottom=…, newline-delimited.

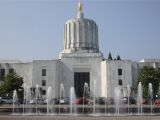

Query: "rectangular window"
left=118, top=79, right=123, bottom=86
left=9, top=69, right=14, bottom=73
left=118, top=68, right=122, bottom=76
left=0, top=69, right=5, bottom=79
left=42, top=80, right=46, bottom=86
left=42, top=69, right=46, bottom=76
left=42, top=90, right=46, bottom=95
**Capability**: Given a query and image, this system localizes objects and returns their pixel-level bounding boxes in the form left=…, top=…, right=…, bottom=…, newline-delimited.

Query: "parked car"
left=55, top=97, right=70, bottom=104
left=0, top=97, right=4, bottom=104
left=121, top=97, right=136, bottom=104
left=129, top=97, right=136, bottom=104
left=96, top=97, right=105, bottom=105
left=106, top=98, right=114, bottom=105
left=155, top=98, right=160, bottom=105
left=64, top=97, right=70, bottom=104
left=122, top=97, right=128, bottom=104
left=29, top=99, right=36, bottom=104
left=53, top=98, right=59, bottom=104
left=59, top=99, right=65, bottom=104
left=75, top=98, right=89, bottom=105
left=1, top=97, right=13, bottom=104
left=88, top=99, right=94, bottom=105
left=38, top=100, right=46, bottom=105
left=142, top=98, right=149, bottom=105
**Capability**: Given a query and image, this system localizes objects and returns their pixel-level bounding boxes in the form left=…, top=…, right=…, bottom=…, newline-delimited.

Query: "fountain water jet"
left=83, top=82, right=89, bottom=114
left=93, top=79, right=96, bottom=114
left=137, top=82, right=143, bottom=115
left=127, top=84, right=131, bottom=115
left=35, top=85, right=41, bottom=115
left=47, top=86, right=53, bottom=114
left=69, top=86, right=77, bottom=115
left=59, top=83, right=65, bottom=115
left=25, top=86, right=32, bottom=114
left=13, top=90, right=18, bottom=113
left=23, top=84, right=27, bottom=114
left=149, top=83, right=153, bottom=114
left=105, top=82, right=107, bottom=116
left=114, top=86, right=121, bottom=115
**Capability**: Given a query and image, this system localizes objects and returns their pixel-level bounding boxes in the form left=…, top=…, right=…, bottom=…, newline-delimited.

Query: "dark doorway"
left=74, top=72, right=90, bottom=98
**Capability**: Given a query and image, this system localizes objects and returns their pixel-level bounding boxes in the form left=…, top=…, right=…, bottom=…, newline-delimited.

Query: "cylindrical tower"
left=62, top=0, right=99, bottom=53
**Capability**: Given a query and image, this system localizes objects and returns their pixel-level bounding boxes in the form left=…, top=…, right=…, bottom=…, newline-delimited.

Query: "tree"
left=0, top=71, right=23, bottom=97
left=138, top=66, right=160, bottom=98
left=116, top=54, right=121, bottom=60
left=108, top=52, right=113, bottom=60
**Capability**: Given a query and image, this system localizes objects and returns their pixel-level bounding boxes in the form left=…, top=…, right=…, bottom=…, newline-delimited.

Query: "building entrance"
left=74, top=72, right=90, bottom=98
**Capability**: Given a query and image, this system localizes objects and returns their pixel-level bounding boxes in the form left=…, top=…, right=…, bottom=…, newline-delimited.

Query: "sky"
left=0, top=0, right=160, bottom=62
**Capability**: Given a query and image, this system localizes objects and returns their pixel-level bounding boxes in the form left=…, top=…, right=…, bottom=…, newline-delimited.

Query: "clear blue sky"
left=0, top=0, right=160, bottom=61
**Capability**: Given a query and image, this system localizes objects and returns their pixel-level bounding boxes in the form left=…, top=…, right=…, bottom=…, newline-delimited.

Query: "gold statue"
left=78, top=0, right=83, bottom=13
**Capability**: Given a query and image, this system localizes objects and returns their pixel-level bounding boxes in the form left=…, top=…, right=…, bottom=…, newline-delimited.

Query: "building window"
left=118, top=79, right=123, bottom=86
left=42, top=69, right=46, bottom=76
left=42, top=80, right=46, bottom=86
left=0, top=69, right=5, bottom=79
left=9, top=69, right=14, bottom=73
left=118, top=68, right=122, bottom=76
left=42, top=90, right=46, bottom=95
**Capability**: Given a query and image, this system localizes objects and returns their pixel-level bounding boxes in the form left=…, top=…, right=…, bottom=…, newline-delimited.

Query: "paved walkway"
left=0, top=115, right=160, bottom=120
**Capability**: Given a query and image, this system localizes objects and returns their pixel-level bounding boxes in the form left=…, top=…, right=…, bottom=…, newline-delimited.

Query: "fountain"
left=13, top=90, right=18, bottom=113
left=25, top=86, right=32, bottom=114
left=47, top=86, right=53, bottom=114
left=127, top=84, right=131, bottom=115
left=105, top=82, right=107, bottom=116
left=148, top=83, right=153, bottom=114
left=83, top=82, right=89, bottom=114
left=137, top=82, right=143, bottom=115
left=35, top=85, right=41, bottom=115
left=114, top=86, right=121, bottom=115
left=23, top=84, right=27, bottom=114
left=11, top=82, right=160, bottom=117
left=69, top=86, right=77, bottom=115
left=93, top=80, right=96, bottom=114
left=59, top=83, right=65, bottom=115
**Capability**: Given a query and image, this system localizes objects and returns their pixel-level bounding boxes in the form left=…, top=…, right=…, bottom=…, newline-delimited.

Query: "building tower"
left=62, top=0, right=100, bottom=54
left=59, top=1, right=103, bottom=98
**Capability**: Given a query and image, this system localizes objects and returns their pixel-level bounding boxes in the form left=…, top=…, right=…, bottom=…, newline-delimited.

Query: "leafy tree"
left=116, top=54, right=121, bottom=60
left=0, top=71, right=23, bottom=97
left=108, top=52, right=113, bottom=60
left=138, top=66, right=160, bottom=98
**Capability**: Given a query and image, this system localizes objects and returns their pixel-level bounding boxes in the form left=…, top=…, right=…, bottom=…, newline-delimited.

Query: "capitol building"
left=0, top=1, right=160, bottom=99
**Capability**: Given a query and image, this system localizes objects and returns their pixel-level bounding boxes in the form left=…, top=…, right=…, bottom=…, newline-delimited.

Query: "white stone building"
left=0, top=1, right=159, bottom=99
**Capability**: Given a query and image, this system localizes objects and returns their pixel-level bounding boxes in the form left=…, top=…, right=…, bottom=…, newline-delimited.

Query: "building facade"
left=0, top=1, right=160, bottom=98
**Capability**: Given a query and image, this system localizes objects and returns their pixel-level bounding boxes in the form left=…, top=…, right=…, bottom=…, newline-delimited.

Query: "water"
left=137, top=82, right=143, bottom=115
left=148, top=83, right=153, bottom=114
left=70, top=87, right=77, bottom=115
left=114, top=86, right=121, bottom=115
left=83, top=82, right=89, bottom=114
left=13, top=90, right=18, bottom=113
left=12, top=82, right=160, bottom=116
left=59, top=83, right=65, bottom=115
left=93, top=80, right=96, bottom=114
left=25, top=86, right=32, bottom=114
left=105, top=82, right=107, bottom=115
left=23, top=84, right=27, bottom=114
left=127, top=84, right=131, bottom=114
left=22, top=85, right=33, bottom=114
left=35, top=85, right=41, bottom=115
left=47, top=86, right=53, bottom=114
